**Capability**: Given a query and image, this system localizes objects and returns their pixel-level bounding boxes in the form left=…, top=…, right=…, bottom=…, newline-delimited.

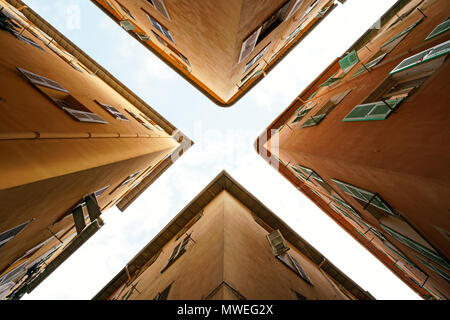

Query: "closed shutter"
left=343, top=98, right=404, bottom=121
left=239, top=27, right=262, bottom=63
left=17, top=67, right=68, bottom=93
left=149, top=0, right=171, bottom=21
left=267, top=230, right=290, bottom=256
left=415, top=255, right=450, bottom=282
left=425, top=19, right=450, bottom=41
left=14, top=33, right=44, bottom=51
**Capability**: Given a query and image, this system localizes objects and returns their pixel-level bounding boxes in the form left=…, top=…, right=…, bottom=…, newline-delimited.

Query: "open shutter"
left=84, top=194, right=102, bottom=222
left=17, top=67, right=68, bottom=93
left=390, top=40, right=450, bottom=75
left=168, top=243, right=180, bottom=263
left=96, top=101, right=129, bottom=121
left=72, top=205, right=86, bottom=235
left=301, top=114, right=326, bottom=127
left=0, top=220, right=31, bottom=250
left=339, top=50, right=359, bottom=72
left=425, top=19, right=450, bottom=41
left=0, top=261, right=28, bottom=285
left=285, top=0, right=305, bottom=20
left=343, top=98, right=404, bottom=121
left=288, top=254, right=312, bottom=285
left=267, top=230, right=290, bottom=256
left=150, top=0, right=171, bottom=20
left=381, top=19, right=423, bottom=51
left=239, top=27, right=262, bottom=63
left=119, top=19, right=136, bottom=31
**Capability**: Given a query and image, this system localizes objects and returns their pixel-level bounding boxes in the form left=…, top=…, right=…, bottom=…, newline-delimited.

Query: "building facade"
left=91, top=0, right=343, bottom=106
left=94, top=171, right=374, bottom=300
left=255, top=0, right=449, bottom=300
left=0, top=0, right=192, bottom=299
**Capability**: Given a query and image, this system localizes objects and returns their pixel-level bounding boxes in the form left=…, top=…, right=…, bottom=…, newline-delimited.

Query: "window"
left=318, top=72, right=342, bottom=87
left=125, top=109, right=154, bottom=130
left=331, top=179, right=397, bottom=218
left=146, top=12, right=174, bottom=43
left=17, top=68, right=108, bottom=124
left=352, top=52, right=387, bottom=78
left=301, top=90, right=351, bottom=128
left=425, top=18, right=450, bottom=41
left=161, top=235, right=191, bottom=272
left=381, top=18, right=423, bottom=53
left=390, top=39, right=450, bottom=75
left=0, top=221, right=31, bottom=250
left=415, top=254, right=450, bottom=283
left=338, top=50, right=359, bottom=73
left=116, top=1, right=135, bottom=20
left=342, top=98, right=405, bottom=122
left=293, top=290, right=308, bottom=300
left=238, top=1, right=290, bottom=63
left=266, top=229, right=290, bottom=256
left=285, top=0, right=305, bottom=21
left=117, top=171, right=142, bottom=189
left=150, top=31, right=190, bottom=66
left=291, top=101, right=315, bottom=124
left=277, top=254, right=313, bottom=285
left=94, top=185, right=110, bottom=199
left=154, top=283, right=172, bottom=300
left=256, top=1, right=291, bottom=47
left=380, top=223, right=450, bottom=271
left=175, top=212, right=203, bottom=240
left=244, top=43, right=270, bottom=73
left=344, top=40, right=449, bottom=122
left=95, top=100, right=129, bottom=121
left=147, top=0, right=171, bottom=21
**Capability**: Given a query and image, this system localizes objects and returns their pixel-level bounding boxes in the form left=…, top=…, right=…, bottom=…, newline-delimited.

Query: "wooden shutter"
left=288, top=254, right=312, bottom=285
left=339, top=50, right=359, bottom=72
left=0, top=221, right=31, bottom=249
left=343, top=98, right=404, bottom=122
left=150, top=0, right=171, bottom=21
left=168, top=243, right=181, bottom=262
left=0, top=260, right=28, bottom=285
left=301, top=114, right=326, bottom=127
left=72, top=205, right=86, bottom=234
left=285, top=0, right=305, bottom=20
left=267, top=230, right=290, bottom=256
left=119, top=19, right=136, bottom=31
left=239, top=27, right=262, bottom=63
left=96, top=101, right=129, bottom=121
left=381, top=19, right=423, bottom=51
left=425, top=19, right=450, bottom=41
left=390, top=40, right=450, bottom=75
left=380, top=224, right=450, bottom=270
left=17, top=67, right=69, bottom=93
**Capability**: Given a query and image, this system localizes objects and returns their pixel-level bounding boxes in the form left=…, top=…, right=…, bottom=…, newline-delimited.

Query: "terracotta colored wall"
left=273, top=0, right=450, bottom=298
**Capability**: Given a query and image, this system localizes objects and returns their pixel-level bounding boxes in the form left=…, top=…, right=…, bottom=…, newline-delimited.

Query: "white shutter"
left=239, top=26, right=262, bottom=63
left=266, top=230, right=290, bottom=255
left=17, top=67, right=69, bottom=93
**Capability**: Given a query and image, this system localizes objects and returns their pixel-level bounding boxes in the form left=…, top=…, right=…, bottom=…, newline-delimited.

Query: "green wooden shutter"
left=390, top=40, right=450, bottom=75
left=425, top=19, right=450, bottom=41
left=319, top=72, right=342, bottom=87
left=382, top=18, right=423, bottom=49
left=343, top=98, right=405, bottom=121
left=380, top=224, right=450, bottom=271
left=415, top=255, right=450, bottom=282
left=339, top=50, right=359, bottom=71
left=301, top=114, right=326, bottom=127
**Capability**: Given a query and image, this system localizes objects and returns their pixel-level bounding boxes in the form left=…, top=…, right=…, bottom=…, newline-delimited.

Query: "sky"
left=22, top=0, right=421, bottom=300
